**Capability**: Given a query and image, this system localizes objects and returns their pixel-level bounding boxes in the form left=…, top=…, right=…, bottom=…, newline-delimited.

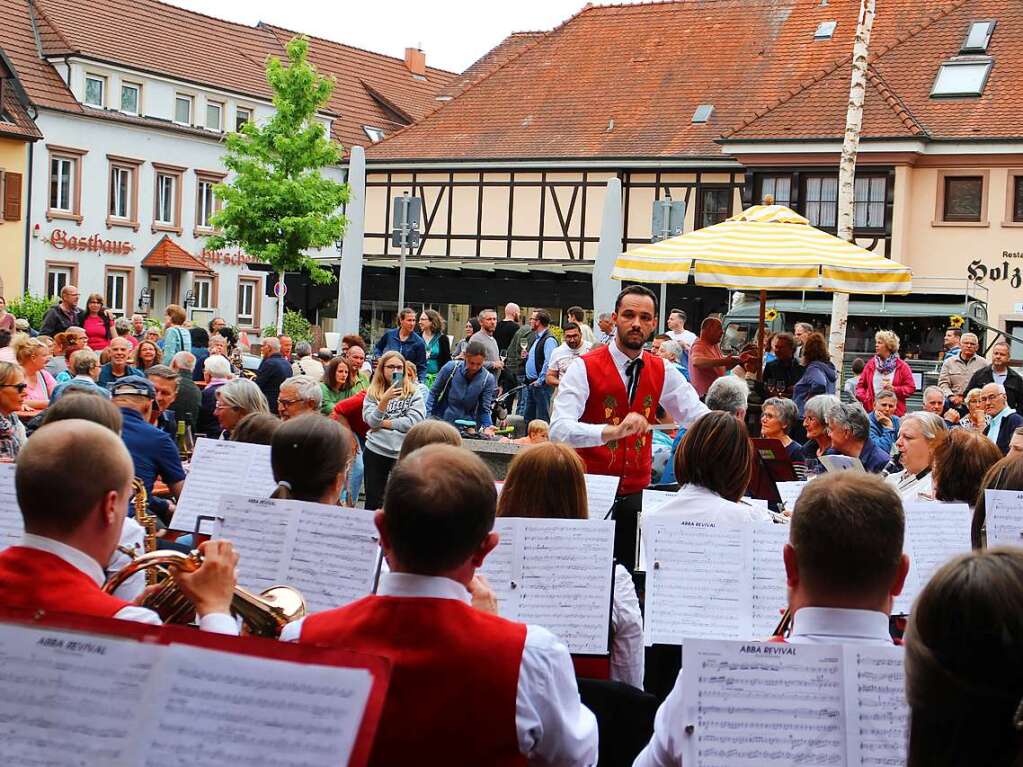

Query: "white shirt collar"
left=20, top=533, right=107, bottom=587
left=790, top=606, right=891, bottom=643
left=377, top=572, right=471, bottom=604
left=607, top=338, right=643, bottom=372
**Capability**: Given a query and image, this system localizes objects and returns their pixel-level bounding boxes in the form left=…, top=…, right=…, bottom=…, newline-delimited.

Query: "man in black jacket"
left=39, top=286, right=84, bottom=336
left=982, top=382, right=1023, bottom=454
left=964, top=341, right=1023, bottom=414
left=254, top=336, right=293, bottom=413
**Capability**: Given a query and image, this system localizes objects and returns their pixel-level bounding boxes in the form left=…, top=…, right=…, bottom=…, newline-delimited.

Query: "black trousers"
left=363, top=447, right=396, bottom=511
left=610, top=491, right=643, bottom=572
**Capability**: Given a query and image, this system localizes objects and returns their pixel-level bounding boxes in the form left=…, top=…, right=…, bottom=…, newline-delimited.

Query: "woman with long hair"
left=931, top=428, right=1002, bottom=507
left=905, top=548, right=1023, bottom=767
left=214, top=378, right=270, bottom=439
left=418, top=308, right=451, bottom=388
left=361, top=350, right=426, bottom=510
left=134, top=340, right=160, bottom=373
left=270, top=414, right=353, bottom=504
left=497, top=441, right=644, bottom=689
left=82, top=293, right=112, bottom=352
left=320, top=355, right=366, bottom=415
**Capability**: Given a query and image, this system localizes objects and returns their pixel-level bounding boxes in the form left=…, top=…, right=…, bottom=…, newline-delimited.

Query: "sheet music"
left=0, top=622, right=160, bottom=766
left=680, top=639, right=906, bottom=767
left=216, top=496, right=380, bottom=613
left=775, top=480, right=809, bottom=512
left=843, top=644, right=908, bottom=767
left=0, top=463, right=22, bottom=550
left=170, top=438, right=276, bottom=532
left=481, top=518, right=615, bottom=654
left=136, top=644, right=373, bottom=767
left=642, top=514, right=788, bottom=645
left=636, top=489, right=677, bottom=571
left=984, top=489, right=1023, bottom=549
left=584, top=474, right=619, bottom=517
left=895, top=502, right=972, bottom=614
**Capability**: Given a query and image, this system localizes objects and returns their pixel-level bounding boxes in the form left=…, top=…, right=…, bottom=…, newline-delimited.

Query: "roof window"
left=931, top=60, right=992, bottom=97
left=363, top=126, right=385, bottom=143
left=962, top=21, right=995, bottom=53
left=814, top=21, right=837, bottom=40
left=692, top=104, right=714, bottom=124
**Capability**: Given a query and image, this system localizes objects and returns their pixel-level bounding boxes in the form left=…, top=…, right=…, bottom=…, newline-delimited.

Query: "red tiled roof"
left=365, top=0, right=961, bottom=162
left=142, top=235, right=212, bottom=272
left=724, top=0, right=1023, bottom=142
left=0, top=0, right=80, bottom=112
left=437, top=31, right=546, bottom=100
left=0, top=51, right=41, bottom=139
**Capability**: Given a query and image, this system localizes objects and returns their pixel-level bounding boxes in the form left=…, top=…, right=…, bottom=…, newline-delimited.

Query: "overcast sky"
left=165, top=0, right=628, bottom=73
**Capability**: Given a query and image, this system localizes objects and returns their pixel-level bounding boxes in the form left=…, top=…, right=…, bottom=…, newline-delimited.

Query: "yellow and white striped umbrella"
left=612, top=204, right=912, bottom=294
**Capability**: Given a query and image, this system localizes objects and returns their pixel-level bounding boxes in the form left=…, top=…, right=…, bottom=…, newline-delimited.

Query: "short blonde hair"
left=875, top=330, right=900, bottom=354
left=165, top=304, right=186, bottom=325
left=527, top=419, right=549, bottom=437
left=965, top=388, right=984, bottom=407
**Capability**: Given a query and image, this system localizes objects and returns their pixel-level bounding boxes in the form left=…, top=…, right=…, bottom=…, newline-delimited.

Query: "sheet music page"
left=895, top=502, right=972, bottom=614
left=680, top=639, right=846, bottom=767
left=136, top=643, right=373, bottom=767
left=479, top=519, right=519, bottom=617
left=843, top=644, right=907, bottom=767
left=637, top=490, right=677, bottom=571
left=776, top=480, right=809, bottom=512
left=170, top=438, right=275, bottom=532
left=749, top=524, right=790, bottom=638
left=287, top=503, right=380, bottom=613
left=0, top=622, right=159, bottom=766
left=216, top=496, right=297, bottom=596
left=0, top=462, right=22, bottom=550
left=642, top=515, right=748, bottom=645
left=984, top=489, right=1023, bottom=549
left=584, top=473, right=620, bottom=517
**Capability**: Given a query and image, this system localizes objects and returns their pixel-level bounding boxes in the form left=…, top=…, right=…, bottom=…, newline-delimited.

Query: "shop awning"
left=141, top=235, right=212, bottom=272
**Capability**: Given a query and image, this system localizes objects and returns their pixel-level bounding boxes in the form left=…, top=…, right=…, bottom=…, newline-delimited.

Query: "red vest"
left=301, top=595, right=528, bottom=767
left=576, top=346, right=666, bottom=495
left=0, top=547, right=130, bottom=618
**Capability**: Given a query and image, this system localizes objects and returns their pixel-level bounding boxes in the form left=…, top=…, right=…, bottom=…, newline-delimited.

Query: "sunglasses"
left=1, top=383, right=27, bottom=393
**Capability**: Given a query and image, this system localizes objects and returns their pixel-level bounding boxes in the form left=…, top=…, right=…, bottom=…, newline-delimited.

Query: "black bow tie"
left=626, top=357, right=644, bottom=405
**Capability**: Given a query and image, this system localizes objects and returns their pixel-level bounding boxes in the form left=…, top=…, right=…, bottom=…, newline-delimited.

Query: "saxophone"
left=106, top=479, right=306, bottom=638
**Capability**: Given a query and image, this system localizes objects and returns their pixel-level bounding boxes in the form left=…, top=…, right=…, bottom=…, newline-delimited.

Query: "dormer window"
left=363, top=126, right=385, bottom=143
left=84, top=74, right=105, bottom=108
left=931, top=60, right=992, bottom=97
left=962, top=21, right=995, bottom=53
left=814, top=21, right=837, bottom=40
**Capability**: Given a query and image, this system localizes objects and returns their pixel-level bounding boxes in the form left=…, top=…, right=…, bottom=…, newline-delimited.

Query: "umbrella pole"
left=757, top=290, right=766, bottom=382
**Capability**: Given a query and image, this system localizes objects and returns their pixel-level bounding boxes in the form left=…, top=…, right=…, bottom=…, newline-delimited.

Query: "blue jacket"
left=161, top=325, right=191, bottom=365
left=427, top=361, right=497, bottom=428
left=793, top=360, right=838, bottom=416
left=868, top=412, right=900, bottom=456
left=97, top=363, right=143, bottom=387
left=374, top=329, right=427, bottom=379
left=119, top=407, right=186, bottom=501
left=254, top=353, right=292, bottom=412
left=826, top=439, right=890, bottom=474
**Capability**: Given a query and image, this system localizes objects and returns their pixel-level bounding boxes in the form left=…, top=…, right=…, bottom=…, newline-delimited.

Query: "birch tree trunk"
left=829, top=0, right=876, bottom=386
left=276, top=269, right=286, bottom=335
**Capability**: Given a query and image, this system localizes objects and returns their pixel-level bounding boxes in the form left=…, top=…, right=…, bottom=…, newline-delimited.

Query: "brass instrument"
left=104, top=549, right=306, bottom=638
left=134, top=478, right=159, bottom=586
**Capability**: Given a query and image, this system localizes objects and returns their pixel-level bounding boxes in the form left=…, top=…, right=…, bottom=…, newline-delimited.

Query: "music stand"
left=749, top=438, right=800, bottom=505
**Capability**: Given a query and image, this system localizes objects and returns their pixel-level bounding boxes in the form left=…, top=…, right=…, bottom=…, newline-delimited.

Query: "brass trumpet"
left=104, top=549, right=307, bottom=638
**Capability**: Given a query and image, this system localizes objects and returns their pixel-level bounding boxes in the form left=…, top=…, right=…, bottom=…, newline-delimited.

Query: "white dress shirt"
left=611, top=564, right=644, bottom=689
left=550, top=341, right=708, bottom=448
left=106, top=516, right=147, bottom=601
left=20, top=533, right=238, bottom=634
left=886, top=469, right=934, bottom=502
left=666, top=329, right=696, bottom=350
left=652, top=484, right=773, bottom=525
left=282, top=572, right=599, bottom=766
left=634, top=607, right=893, bottom=767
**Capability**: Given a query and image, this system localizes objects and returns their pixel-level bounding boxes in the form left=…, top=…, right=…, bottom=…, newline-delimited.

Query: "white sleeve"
left=112, top=605, right=239, bottom=636
left=279, top=615, right=306, bottom=642
left=610, top=565, right=644, bottom=690
left=549, top=358, right=605, bottom=448
left=516, top=624, right=599, bottom=766
left=113, top=605, right=163, bottom=625
left=659, top=363, right=709, bottom=428
left=632, top=670, right=686, bottom=767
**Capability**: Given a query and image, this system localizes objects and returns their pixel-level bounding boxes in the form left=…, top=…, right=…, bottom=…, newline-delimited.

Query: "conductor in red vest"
left=281, top=444, right=599, bottom=767
left=550, top=286, right=708, bottom=569
left=635, top=471, right=910, bottom=767
left=0, top=419, right=239, bottom=632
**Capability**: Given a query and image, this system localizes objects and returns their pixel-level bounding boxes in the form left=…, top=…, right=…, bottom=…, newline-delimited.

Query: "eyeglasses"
left=1, top=383, right=27, bottom=393
left=214, top=402, right=238, bottom=411
left=383, top=364, right=404, bottom=372
left=979, top=394, right=1003, bottom=402
left=277, top=398, right=303, bottom=408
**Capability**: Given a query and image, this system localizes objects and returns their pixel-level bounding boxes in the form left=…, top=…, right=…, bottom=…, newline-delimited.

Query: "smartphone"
left=391, top=370, right=404, bottom=386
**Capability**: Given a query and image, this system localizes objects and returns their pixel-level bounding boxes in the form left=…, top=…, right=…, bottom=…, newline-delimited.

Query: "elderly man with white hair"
left=277, top=375, right=323, bottom=421
left=982, top=382, right=1023, bottom=454
left=291, top=341, right=325, bottom=382
left=198, top=354, right=234, bottom=438
left=254, top=336, right=292, bottom=412
left=938, top=331, right=985, bottom=408
left=170, top=351, right=201, bottom=433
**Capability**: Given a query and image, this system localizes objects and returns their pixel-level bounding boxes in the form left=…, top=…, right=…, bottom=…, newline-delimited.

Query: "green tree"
left=207, top=36, right=348, bottom=334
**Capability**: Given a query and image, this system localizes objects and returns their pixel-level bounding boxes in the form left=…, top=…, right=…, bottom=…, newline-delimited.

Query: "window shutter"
left=3, top=172, right=21, bottom=221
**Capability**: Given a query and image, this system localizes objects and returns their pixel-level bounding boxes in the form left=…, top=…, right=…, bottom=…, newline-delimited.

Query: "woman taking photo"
left=320, top=356, right=366, bottom=415
left=214, top=378, right=270, bottom=439
left=82, top=293, right=112, bottom=352
left=361, top=350, right=426, bottom=510
left=134, top=340, right=160, bottom=373
left=497, top=441, right=644, bottom=689
left=270, top=414, right=353, bottom=504
left=886, top=412, right=947, bottom=501
left=418, top=309, right=451, bottom=388
left=905, top=548, right=1023, bottom=767
left=15, top=337, right=55, bottom=411
left=0, top=361, right=28, bottom=459
left=161, top=304, right=191, bottom=365
left=760, top=396, right=806, bottom=462
left=856, top=330, right=916, bottom=416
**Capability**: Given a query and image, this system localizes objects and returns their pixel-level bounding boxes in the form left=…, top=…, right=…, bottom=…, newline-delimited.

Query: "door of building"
left=149, top=274, right=169, bottom=318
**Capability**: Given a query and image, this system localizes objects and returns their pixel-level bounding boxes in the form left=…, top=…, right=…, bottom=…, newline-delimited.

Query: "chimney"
left=404, top=47, right=427, bottom=77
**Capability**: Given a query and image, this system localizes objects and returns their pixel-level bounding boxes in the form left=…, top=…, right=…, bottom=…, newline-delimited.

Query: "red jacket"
left=855, top=356, right=916, bottom=416
left=0, top=547, right=130, bottom=618
left=333, top=389, right=369, bottom=439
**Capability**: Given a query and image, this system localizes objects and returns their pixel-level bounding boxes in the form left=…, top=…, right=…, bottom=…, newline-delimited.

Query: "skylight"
left=363, top=126, right=385, bottom=142
left=962, top=20, right=996, bottom=53
left=692, top=104, right=714, bottom=123
left=931, top=60, right=992, bottom=97
left=814, top=21, right=837, bottom=40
